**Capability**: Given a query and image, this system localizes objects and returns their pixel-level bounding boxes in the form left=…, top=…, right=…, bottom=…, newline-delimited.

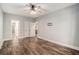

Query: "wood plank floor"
left=0, top=37, right=79, bottom=55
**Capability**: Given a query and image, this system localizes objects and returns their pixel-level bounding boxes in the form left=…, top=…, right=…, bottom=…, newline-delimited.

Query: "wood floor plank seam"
left=0, top=37, right=79, bottom=55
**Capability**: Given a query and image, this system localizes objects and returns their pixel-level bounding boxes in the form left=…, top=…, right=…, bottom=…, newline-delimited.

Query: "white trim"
left=38, top=36, right=79, bottom=51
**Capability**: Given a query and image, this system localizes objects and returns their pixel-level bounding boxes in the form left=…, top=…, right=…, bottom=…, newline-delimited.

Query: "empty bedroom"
left=0, top=3, right=79, bottom=55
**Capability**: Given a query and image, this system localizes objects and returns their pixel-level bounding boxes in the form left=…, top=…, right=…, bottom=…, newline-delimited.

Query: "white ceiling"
left=1, top=3, right=76, bottom=18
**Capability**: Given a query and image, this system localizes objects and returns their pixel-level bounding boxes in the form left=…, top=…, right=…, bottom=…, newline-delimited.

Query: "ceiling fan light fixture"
left=34, top=7, right=38, bottom=10
left=30, top=10, right=36, bottom=15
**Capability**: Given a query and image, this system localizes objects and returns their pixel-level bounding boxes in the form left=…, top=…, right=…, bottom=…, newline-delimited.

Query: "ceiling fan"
left=26, top=3, right=39, bottom=11
left=18, top=3, right=47, bottom=15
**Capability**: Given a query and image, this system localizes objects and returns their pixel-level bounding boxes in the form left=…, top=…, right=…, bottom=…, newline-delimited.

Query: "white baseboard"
left=38, top=36, right=79, bottom=51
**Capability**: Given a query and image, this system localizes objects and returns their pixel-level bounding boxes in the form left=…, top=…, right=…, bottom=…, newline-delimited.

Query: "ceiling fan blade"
left=39, top=6, right=48, bottom=12
left=16, top=8, right=30, bottom=13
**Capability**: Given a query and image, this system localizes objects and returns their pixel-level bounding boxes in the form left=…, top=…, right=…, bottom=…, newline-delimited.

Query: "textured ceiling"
left=1, top=3, right=76, bottom=18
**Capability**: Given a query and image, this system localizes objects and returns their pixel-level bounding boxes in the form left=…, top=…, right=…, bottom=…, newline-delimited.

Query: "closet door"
left=23, top=21, right=29, bottom=37
left=30, top=22, right=34, bottom=37
left=24, top=21, right=35, bottom=37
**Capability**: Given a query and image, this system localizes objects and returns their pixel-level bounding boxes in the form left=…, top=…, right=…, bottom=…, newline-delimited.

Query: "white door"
left=11, top=20, right=20, bottom=38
